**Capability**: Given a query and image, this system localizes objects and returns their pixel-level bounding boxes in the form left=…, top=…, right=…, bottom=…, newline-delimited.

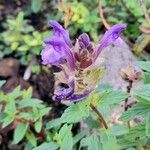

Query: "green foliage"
left=31, top=0, right=44, bottom=13
left=13, top=123, right=29, bottom=144
left=60, top=100, right=90, bottom=123
left=80, top=134, right=102, bottom=150
left=33, top=142, right=58, bottom=150
left=100, top=129, right=119, bottom=150
left=0, top=12, right=49, bottom=65
left=0, top=86, right=51, bottom=147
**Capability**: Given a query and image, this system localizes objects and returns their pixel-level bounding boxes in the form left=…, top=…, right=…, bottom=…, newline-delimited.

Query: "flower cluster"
left=41, top=20, right=126, bottom=102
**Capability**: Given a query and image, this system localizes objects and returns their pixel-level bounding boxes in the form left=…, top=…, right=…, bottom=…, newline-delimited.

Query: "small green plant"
left=0, top=12, right=49, bottom=65
left=59, top=1, right=100, bottom=41
left=0, top=83, right=51, bottom=148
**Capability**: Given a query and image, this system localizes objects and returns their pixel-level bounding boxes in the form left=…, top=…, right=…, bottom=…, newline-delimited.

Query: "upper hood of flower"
left=94, top=24, right=127, bottom=60
left=41, top=20, right=75, bottom=70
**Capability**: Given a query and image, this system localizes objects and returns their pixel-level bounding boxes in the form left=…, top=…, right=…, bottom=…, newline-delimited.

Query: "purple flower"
left=41, top=20, right=126, bottom=102
left=41, top=20, right=75, bottom=70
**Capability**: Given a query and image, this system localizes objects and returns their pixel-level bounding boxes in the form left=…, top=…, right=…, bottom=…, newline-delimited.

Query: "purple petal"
left=48, top=20, right=72, bottom=48
left=94, top=24, right=126, bottom=60
left=78, top=33, right=90, bottom=48
left=54, top=81, right=75, bottom=101
left=41, top=20, right=75, bottom=70
left=68, top=90, right=93, bottom=102
left=41, top=46, right=65, bottom=65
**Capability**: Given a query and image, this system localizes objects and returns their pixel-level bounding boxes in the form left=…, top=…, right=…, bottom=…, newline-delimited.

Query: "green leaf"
left=136, top=61, right=150, bottom=72
left=120, top=103, right=150, bottom=121
left=134, top=84, right=150, bottom=103
left=146, top=112, right=150, bottom=137
left=39, top=107, right=51, bottom=117
left=99, top=91, right=128, bottom=105
left=80, top=135, right=102, bottom=150
left=144, top=72, right=150, bottom=84
left=59, top=124, right=73, bottom=150
left=0, top=112, right=7, bottom=120
left=18, top=112, right=34, bottom=120
left=46, top=118, right=63, bottom=130
left=118, top=123, right=147, bottom=149
left=4, top=100, right=16, bottom=114
left=33, top=142, right=58, bottom=150
left=16, top=12, right=24, bottom=26
left=8, top=86, right=21, bottom=100
left=26, top=131, right=37, bottom=147
left=60, top=101, right=90, bottom=123
left=100, top=129, right=119, bottom=150
left=31, top=0, right=43, bottom=13
left=34, top=120, right=42, bottom=133
left=18, top=98, right=43, bottom=108
left=13, top=123, right=29, bottom=144
left=110, top=125, right=129, bottom=136
left=73, top=129, right=89, bottom=145
left=22, top=87, right=33, bottom=99
left=2, top=115, right=14, bottom=128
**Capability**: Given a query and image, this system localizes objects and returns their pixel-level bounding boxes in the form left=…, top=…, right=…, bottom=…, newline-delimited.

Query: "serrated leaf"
left=34, top=120, right=42, bottom=133
left=80, top=135, right=102, bottom=150
left=146, top=112, right=150, bottom=137
left=144, top=72, right=150, bottom=84
left=99, top=91, right=128, bottom=105
left=100, top=129, right=119, bottom=150
left=110, top=125, right=129, bottom=136
left=136, top=61, right=150, bottom=72
left=59, top=124, right=73, bottom=150
left=18, top=98, right=43, bottom=108
left=61, top=101, right=90, bottom=123
left=120, top=103, right=150, bottom=121
left=118, top=123, right=147, bottom=149
left=134, top=84, right=150, bottom=103
left=33, top=142, right=58, bottom=150
left=13, top=123, right=29, bottom=144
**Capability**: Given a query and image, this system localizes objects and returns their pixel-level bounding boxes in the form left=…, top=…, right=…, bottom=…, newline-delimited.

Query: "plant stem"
left=124, top=80, right=132, bottom=111
left=124, top=80, right=133, bottom=128
left=90, top=104, right=108, bottom=129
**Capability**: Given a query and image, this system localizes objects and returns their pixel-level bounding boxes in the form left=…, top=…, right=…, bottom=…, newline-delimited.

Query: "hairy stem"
left=124, top=80, right=133, bottom=128
left=124, top=80, right=133, bottom=111
left=90, top=104, right=108, bottom=129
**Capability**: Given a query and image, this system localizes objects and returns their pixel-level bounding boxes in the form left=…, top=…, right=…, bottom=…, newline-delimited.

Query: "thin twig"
left=139, top=0, right=150, bottom=25
left=90, top=104, right=108, bottom=129
left=98, top=0, right=110, bottom=29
